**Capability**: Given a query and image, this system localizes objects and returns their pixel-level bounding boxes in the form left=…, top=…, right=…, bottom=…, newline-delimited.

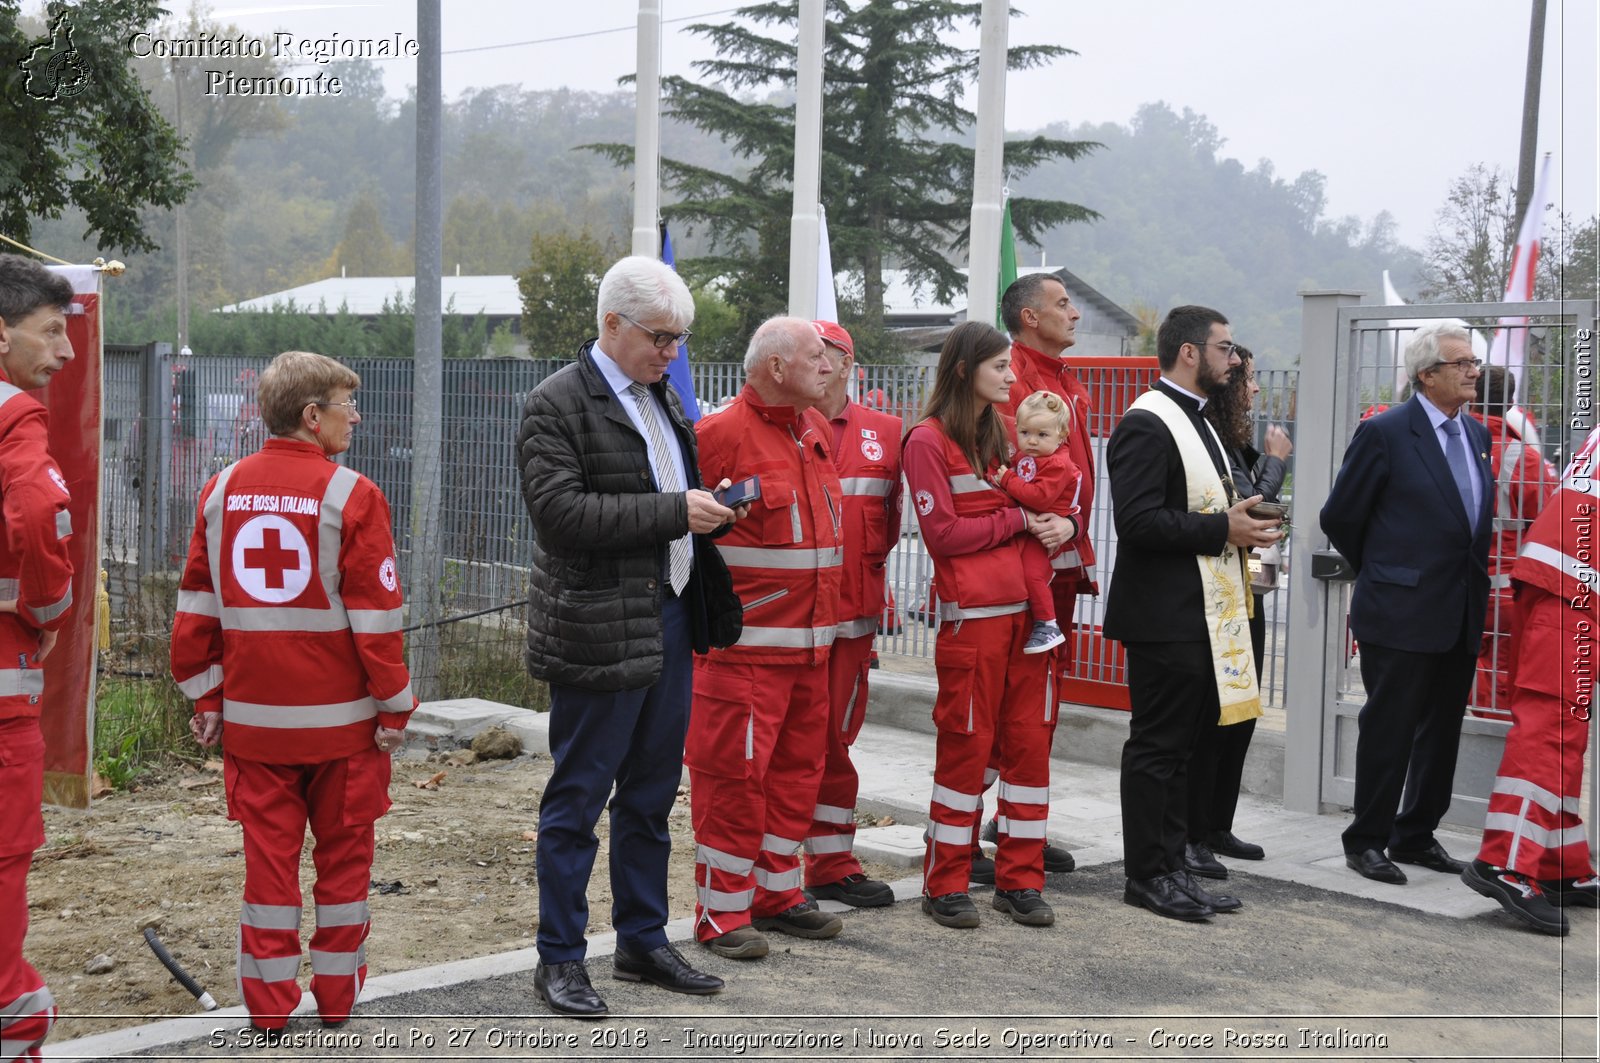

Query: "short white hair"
left=595, top=255, right=694, bottom=335
left=743, top=316, right=812, bottom=375
left=1403, top=321, right=1474, bottom=384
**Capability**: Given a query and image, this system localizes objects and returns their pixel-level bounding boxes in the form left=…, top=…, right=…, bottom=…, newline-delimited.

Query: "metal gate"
left=1283, top=291, right=1599, bottom=832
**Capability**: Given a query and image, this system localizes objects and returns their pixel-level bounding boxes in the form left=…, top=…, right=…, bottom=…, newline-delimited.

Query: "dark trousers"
left=1120, top=640, right=1219, bottom=880
left=1187, top=603, right=1265, bottom=840
left=1341, top=638, right=1475, bottom=855
left=536, top=595, right=692, bottom=963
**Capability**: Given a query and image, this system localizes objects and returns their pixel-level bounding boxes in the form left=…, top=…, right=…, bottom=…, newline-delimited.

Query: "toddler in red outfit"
left=993, top=390, right=1083, bottom=654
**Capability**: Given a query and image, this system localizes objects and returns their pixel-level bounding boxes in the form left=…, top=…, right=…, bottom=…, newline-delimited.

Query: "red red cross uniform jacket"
left=903, top=420, right=1052, bottom=896
left=0, top=377, right=73, bottom=1062
left=1476, top=426, right=1600, bottom=881
left=1470, top=412, right=1556, bottom=716
left=169, top=439, right=416, bottom=1027
left=805, top=400, right=902, bottom=884
left=687, top=387, right=843, bottom=939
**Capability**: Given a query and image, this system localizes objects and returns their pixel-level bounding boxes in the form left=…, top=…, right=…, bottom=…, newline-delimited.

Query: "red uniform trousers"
left=803, top=632, right=875, bottom=886
left=971, top=582, right=1075, bottom=860
left=226, top=747, right=390, bottom=1028
left=1477, top=591, right=1597, bottom=879
left=688, top=657, right=829, bottom=941
left=926, top=612, right=1052, bottom=896
left=0, top=721, right=52, bottom=1063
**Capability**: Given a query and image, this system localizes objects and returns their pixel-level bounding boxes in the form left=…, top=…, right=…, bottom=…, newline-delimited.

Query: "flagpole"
left=965, top=0, right=1008, bottom=326
left=632, top=0, right=662, bottom=257
left=787, top=0, right=824, bottom=317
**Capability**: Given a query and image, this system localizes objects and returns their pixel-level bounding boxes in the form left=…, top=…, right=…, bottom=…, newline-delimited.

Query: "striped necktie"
left=627, top=382, right=692, bottom=594
left=1441, top=417, right=1477, bottom=530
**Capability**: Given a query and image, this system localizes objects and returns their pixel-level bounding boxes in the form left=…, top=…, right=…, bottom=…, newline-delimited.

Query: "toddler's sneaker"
left=1023, top=620, right=1066, bottom=655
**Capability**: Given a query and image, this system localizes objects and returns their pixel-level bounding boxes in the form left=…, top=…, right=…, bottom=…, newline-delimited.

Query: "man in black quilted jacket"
left=516, top=255, right=745, bottom=1018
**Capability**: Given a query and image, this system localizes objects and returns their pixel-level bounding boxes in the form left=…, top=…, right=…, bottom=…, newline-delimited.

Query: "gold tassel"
left=96, top=569, right=111, bottom=651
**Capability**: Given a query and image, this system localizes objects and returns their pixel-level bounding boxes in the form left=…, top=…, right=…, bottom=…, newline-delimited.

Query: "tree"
left=1, top=0, right=194, bottom=252
left=590, top=0, right=1099, bottom=339
left=518, top=229, right=616, bottom=358
left=325, top=191, right=410, bottom=277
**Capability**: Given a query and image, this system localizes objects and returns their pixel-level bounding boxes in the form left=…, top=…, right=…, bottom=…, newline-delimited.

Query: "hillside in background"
left=29, top=62, right=1422, bottom=365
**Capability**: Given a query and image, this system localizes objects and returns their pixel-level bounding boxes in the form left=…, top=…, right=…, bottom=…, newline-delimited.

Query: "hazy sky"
left=48, top=1, right=1600, bottom=252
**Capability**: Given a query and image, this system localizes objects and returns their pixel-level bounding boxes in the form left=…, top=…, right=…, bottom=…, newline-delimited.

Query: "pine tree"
left=588, top=0, right=1098, bottom=341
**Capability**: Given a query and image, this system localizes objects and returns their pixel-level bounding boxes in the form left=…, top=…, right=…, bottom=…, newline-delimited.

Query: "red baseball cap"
left=813, top=320, right=854, bottom=357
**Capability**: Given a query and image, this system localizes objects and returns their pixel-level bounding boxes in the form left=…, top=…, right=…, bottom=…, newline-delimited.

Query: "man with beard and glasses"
left=1104, top=305, right=1282, bottom=922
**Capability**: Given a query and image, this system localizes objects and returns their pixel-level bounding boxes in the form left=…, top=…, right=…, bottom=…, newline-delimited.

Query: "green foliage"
left=688, top=285, right=745, bottom=362
left=94, top=675, right=195, bottom=788
left=590, top=0, right=1099, bottom=335
left=325, top=190, right=411, bottom=277
left=517, top=229, right=615, bottom=359
left=0, top=0, right=195, bottom=253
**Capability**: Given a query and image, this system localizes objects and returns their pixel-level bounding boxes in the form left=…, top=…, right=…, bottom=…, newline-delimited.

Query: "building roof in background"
left=217, top=275, right=522, bottom=316
left=219, top=265, right=1137, bottom=333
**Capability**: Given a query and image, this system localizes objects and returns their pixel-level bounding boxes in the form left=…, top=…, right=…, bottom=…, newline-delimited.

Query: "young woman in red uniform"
left=903, top=322, right=1076, bottom=930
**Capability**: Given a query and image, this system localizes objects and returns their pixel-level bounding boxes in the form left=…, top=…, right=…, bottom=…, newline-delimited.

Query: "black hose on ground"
left=142, top=927, right=218, bottom=1011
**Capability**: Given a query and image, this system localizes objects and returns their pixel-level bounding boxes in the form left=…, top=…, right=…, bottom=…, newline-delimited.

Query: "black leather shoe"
left=1123, top=874, right=1215, bottom=921
left=1345, top=848, right=1407, bottom=884
left=1389, top=842, right=1466, bottom=875
left=922, top=891, right=981, bottom=928
left=1184, top=840, right=1228, bottom=880
left=1043, top=842, right=1076, bottom=873
left=534, top=959, right=608, bottom=1018
left=753, top=899, right=843, bottom=939
left=992, top=887, right=1055, bottom=926
left=968, top=854, right=996, bottom=886
left=808, top=873, right=895, bottom=908
left=613, top=942, right=723, bottom=995
left=1207, top=830, right=1265, bottom=860
left=1172, top=869, right=1242, bottom=913
left=1463, top=860, right=1568, bottom=936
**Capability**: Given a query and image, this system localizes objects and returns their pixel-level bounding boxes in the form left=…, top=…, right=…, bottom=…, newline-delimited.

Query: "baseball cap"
left=813, top=320, right=854, bottom=357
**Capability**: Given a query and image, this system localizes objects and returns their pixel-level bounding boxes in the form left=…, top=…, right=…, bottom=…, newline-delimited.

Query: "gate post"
left=1283, top=290, right=1364, bottom=814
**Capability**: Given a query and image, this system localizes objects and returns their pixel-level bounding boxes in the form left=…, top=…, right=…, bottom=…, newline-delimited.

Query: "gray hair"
left=595, top=255, right=694, bottom=335
left=1403, top=321, right=1475, bottom=384
left=743, top=316, right=812, bottom=375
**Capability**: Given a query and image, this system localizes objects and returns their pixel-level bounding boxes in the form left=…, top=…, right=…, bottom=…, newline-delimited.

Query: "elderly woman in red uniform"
left=904, top=321, right=1078, bottom=930
left=171, top=350, right=415, bottom=1035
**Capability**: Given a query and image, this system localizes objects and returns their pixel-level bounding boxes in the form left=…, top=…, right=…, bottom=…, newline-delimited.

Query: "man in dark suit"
left=1321, top=321, right=1493, bottom=885
left=517, top=256, right=745, bottom=1016
left=1105, top=305, right=1284, bottom=921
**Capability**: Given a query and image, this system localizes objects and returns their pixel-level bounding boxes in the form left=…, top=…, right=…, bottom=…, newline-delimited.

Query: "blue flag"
left=659, top=223, right=702, bottom=422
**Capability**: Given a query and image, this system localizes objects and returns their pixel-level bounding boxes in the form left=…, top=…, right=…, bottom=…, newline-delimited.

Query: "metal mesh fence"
left=101, top=350, right=1302, bottom=734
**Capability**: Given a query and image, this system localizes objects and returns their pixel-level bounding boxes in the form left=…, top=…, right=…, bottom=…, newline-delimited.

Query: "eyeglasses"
left=314, top=398, right=359, bottom=412
left=620, top=313, right=692, bottom=349
left=1432, top=357, right=1484, bottom=372
left=1197, top=341, right=1242, bottom=356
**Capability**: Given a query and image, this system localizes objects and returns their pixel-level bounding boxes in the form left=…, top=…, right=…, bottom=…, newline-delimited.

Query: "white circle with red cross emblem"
left=860, top=438, right=883, bottom=462
left=1017, top=456, right=1038, bottom=481
left=231, top=515, right=312, bottom=603
left=379, top=556, right=398, bottom=592
left=915, top=489, right=935, bottom=516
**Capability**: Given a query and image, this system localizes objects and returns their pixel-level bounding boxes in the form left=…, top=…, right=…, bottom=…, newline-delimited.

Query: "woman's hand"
left=1, top=600, right=59, bottom=664
left=1264, top=424, right=1293, bottom=459
left=190, top=711, right=222, bottom=748
left=1027, top=511, right=1077, bottom=552
left=375, top=726, right=407, bottom=755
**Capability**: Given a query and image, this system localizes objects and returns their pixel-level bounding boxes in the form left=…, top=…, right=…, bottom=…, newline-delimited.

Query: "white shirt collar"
left=591, top=343, right=644, bottom=401
left=1159, top=376, right=1208, bottom=409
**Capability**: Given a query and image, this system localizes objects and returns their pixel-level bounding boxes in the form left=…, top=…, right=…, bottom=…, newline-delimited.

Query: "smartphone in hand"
left=715, top=476, right=761, bottom=508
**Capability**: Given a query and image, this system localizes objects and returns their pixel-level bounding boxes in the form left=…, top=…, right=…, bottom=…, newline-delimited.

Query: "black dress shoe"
left=1207, top=829, right=1265, bottom=860
left=613, top=942, right=724, bottom=995
left=1123, top=874, right=1215, bottom=921
left=982, top=818, right=1076, bottom=873
left=1388, top=842, right=1466, bottom=875
left=1184, top=840, right=1228, bottom=880
left=1172, top=869, right=1242, bottom=912
left=534, top=959, right=608, bottom=1018
left=1345, top=848, right=1407, bottom=884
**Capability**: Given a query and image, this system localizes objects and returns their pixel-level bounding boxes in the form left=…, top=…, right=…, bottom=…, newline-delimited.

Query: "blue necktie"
left=1441, top=418, right=1476, bottom=529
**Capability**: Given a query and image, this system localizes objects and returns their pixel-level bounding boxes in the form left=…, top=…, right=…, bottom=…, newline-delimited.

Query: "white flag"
left=816, top=203, right=838, bottom=323
left=1486, top=152, right=1552, bottom=383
